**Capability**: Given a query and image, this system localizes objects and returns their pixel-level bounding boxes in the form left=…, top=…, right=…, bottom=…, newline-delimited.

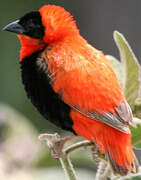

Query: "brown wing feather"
left=115, top=101, right=136, bottom=127
left=73, top=100, right=134, bottom=134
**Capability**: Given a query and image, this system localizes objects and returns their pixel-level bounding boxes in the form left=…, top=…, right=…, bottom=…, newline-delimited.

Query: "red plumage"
left=4, top=5, right=139, bottom=175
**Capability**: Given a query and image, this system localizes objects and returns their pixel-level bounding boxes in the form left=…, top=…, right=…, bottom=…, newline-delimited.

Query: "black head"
left=3, top=11, right=44, bottom=39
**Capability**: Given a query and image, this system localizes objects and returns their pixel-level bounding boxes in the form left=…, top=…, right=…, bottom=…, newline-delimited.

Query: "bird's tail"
left=71, top=110, right=139, bottom=175
left=97, top=125, right=139, bottom=176
left=106, top=150, right=139, bottom=176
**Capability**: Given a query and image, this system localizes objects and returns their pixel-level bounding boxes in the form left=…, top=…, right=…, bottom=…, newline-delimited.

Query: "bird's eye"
left=19, top=11, right=45, bottom=39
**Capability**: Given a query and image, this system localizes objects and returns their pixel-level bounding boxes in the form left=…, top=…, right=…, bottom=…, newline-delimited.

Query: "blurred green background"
left=0, top=0, right=141, bottom=179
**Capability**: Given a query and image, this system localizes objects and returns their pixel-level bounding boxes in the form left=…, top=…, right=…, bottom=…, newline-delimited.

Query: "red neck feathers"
left=18, top=5, right=79, bottom=61
left=18, top=35, right=45, bottom=61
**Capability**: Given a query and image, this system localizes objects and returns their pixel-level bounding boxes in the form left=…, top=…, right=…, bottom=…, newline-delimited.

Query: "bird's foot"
left=91, top=143, right=101, bottom=163
left=50, top=135, right=75, bottom=159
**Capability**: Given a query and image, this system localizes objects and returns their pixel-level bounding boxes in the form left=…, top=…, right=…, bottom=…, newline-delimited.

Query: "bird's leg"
left=51, top=135, right=75, bottom=159
left=91, top=142, right=101, bottom=163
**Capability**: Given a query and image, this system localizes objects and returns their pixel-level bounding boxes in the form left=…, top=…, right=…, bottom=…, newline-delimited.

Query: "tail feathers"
left=106, top=152, right=139, bottom=176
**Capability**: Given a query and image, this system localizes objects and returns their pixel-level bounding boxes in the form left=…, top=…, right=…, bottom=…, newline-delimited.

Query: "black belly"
left=20, top=50, right=75, bottom=133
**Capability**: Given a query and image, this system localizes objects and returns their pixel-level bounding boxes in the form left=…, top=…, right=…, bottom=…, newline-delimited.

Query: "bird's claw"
left=91, top=143, right=101, bottom=163
left=54, top=135, right=75, bottom=159
left=50, top=147, right=61, bottom=159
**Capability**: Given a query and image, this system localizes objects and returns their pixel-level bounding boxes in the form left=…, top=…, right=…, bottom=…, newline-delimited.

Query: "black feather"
left=20, top=50, right=75, bottom=133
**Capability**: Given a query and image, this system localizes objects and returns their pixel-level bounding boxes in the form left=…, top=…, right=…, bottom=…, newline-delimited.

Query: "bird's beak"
left=3, top=20, right=25, bottom=34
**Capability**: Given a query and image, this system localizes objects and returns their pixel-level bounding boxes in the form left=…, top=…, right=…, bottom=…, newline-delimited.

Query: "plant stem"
left=39, top=133, right=77, bottom=180
left=39, top=133, right=110, bottom=180
left=60, top=153, right=77, bottom=180
left=95, top=161, right=112, bottom=180
left=65, top=140, right=93, bottom=155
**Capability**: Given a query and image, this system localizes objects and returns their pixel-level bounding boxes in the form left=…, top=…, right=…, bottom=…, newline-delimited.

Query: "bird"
left=3, top=5, right=139, bottom=176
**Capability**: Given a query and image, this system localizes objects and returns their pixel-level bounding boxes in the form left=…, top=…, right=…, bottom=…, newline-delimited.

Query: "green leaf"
left=131, top=117, right=141, bottom=147
left=106, top=55, right=123, bottom=87
left=127, top=174, right=141, bottom=180
left=133, top=97, right=141, bottom=118
left=113, top=31, right=141, bottom=109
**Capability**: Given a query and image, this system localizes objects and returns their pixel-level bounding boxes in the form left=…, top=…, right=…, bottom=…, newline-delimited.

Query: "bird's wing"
left=72, top=101, right=135, bottom=134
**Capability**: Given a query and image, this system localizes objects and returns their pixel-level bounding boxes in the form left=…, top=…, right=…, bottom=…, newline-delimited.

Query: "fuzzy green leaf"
left=113, top=31, right=141, bottom=109
left=106, top=55, right=123, bottom=86
left=127, top=174, right=141, bottom=180
left=133, top=97, right=141, bottom=119
left=131, top=117, right=141, bottom=147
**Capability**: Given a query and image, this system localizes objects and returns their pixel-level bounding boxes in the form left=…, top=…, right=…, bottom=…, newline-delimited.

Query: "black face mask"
left=3, top=11, right=45, bottom=39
